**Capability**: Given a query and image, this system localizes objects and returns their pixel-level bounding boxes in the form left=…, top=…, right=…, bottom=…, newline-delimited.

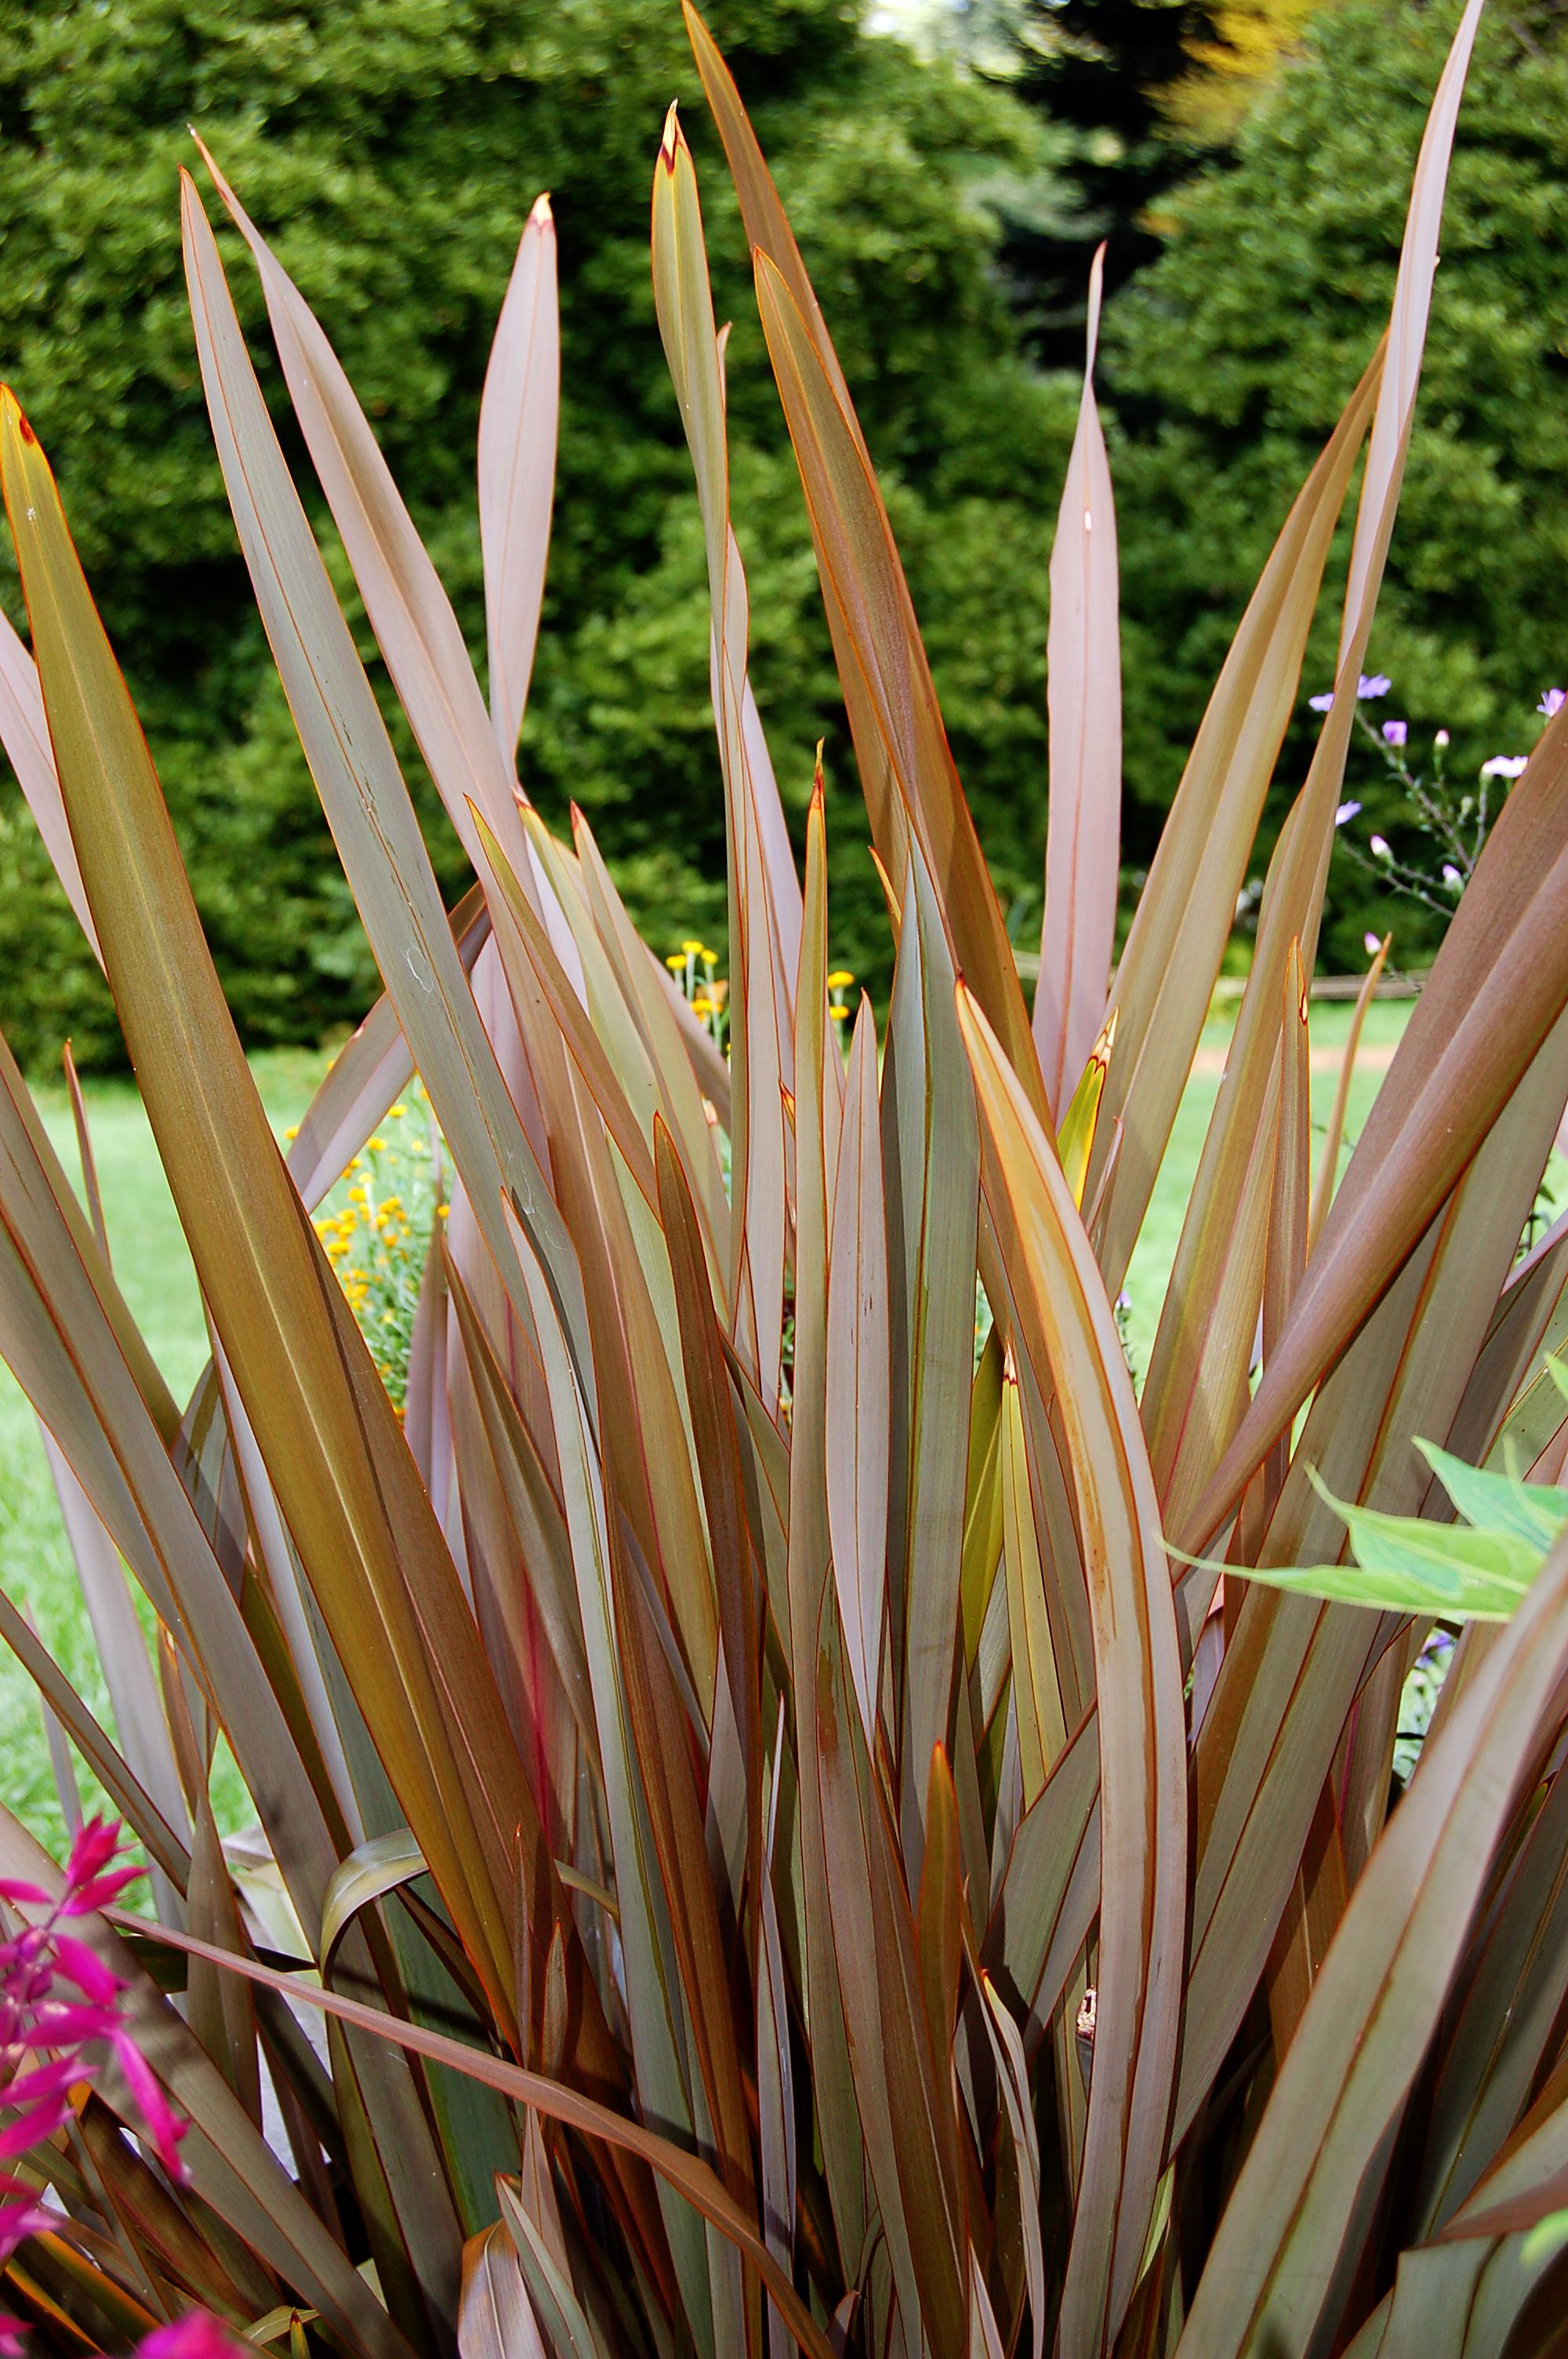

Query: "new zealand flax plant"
left=3, top=2, right=1568, bottom=2352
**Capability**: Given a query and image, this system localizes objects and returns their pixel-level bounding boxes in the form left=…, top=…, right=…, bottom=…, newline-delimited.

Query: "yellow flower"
left=827, top=969, right=855, bottom=990
left=437, top=1203, right=450, bottom=1220
left=829, top=1003, right=850, bottom=1022
left=389, top=1103, right=407, bottom=1119
left=284, top=1124, right=299, bottom=1140
left=347, top=1184, right=368, bottom=1205
left=665, top=952, right=687, bottom=971
left=680, top=936, right=705, bottom=954
left=691, top=996, right=716, bottom=1016
left=367, top=1136, right=388, bottom=1154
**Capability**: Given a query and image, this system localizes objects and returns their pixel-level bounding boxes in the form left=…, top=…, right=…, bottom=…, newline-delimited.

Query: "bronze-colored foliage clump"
left=3, top=3, right=1568, bottom=2354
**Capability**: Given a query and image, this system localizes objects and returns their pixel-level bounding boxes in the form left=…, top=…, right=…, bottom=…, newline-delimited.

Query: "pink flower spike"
left=0, top=1881, right=52, bottom=1909
left=111, top=2032, right=188, bottom=2183
left=51, top=1934, right=122, bottom=2008
left=63, top=1819, right=122, bottom=1888
left=0, top=2197, right=53, bottom=2263
left=0, top=2098, right=73, bottom=2163
left=138, top=2315, right=246, bottom=2359
left=60, top=1864, right=140, bottom=1917
left=2, top=2057, right=83, bottom=2110
left=19, top=2001, right=120, bottom=2047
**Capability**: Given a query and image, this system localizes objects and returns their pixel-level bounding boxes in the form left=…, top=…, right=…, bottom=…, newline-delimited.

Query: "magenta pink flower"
left=109, top=2030, right=187, bottom=2181
left=0, top=1816, right=189, bottom=2331
left=139, top=2314, right=248, bottom=2359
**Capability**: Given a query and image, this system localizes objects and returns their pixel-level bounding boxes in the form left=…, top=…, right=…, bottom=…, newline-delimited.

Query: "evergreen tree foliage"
left=1106, top=0, right=1568, bottom=966
left=1001, top=0, right=1226, bottom=346
left=0, top=0, right=1077, bottom=1068
left=1162, top=0, right=1325, bottom=143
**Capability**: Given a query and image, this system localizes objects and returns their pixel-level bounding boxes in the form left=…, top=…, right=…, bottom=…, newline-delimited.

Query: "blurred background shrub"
left=2, top=0, right=1566, bottom=1064
left=0, top=0, right=1077, bottom=1063
left=1104, top=0, right=1568, bottom=969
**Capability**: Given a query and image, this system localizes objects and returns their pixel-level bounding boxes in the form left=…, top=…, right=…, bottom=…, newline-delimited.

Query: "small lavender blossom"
left=1369, top=834, right=1392, bottom=860
left=1381, top=720, right=1407, bottom=747
left=1358, top=674, right=1392, bottom=700
left=1481, top=754, right=1528, bottom=780
left=1308, top=690, right=1334, bottom=713
left=1442, top=864, right=1463, bottom=891
left=1363, top=932, right=1383, bottom=956
left=1540, top=689, right=1565, bottom=718
left=1435, top=729, right=1450, bottom=748
left=1334, top=800, right=1361, bottom=827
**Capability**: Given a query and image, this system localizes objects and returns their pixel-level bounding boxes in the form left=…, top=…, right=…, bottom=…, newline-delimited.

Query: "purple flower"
left=1435, top=729, right=1450, bottom=748
left=1540, top=688, right=1565, bottom=718
left=1334, top=800, right=1361, bottom=827
left=1370, top=834, right=1392, bottom=860
left=1481, top=754, right=1528, bottom=780
left=1363, top=932, right=1383, bottom=957
left=1381, top=720, right=1407, bottom=747
left=1358, top=674, right=1392, bottom=700
left=1308, top=690, right=1334, bottom=712
left=1442, top=864, right=1463, bottom=891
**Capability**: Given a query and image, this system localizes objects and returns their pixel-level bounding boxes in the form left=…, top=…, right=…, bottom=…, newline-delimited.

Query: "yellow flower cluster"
left=665, top=937, right=857, bottom=1042
left=314, top=1176, right=411, bottom=1319
left=666, top=938, right=728, bottom=1046
left=303, top=1095, right=434, bottom=1411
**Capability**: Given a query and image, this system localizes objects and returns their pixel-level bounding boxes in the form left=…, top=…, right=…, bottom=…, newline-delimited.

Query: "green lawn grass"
left=0, top=1049, right=330, bottom=1853
left=1122, top=995, right=1422, bottom=1379
left=4, top=998, right=1544, bottom=1862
